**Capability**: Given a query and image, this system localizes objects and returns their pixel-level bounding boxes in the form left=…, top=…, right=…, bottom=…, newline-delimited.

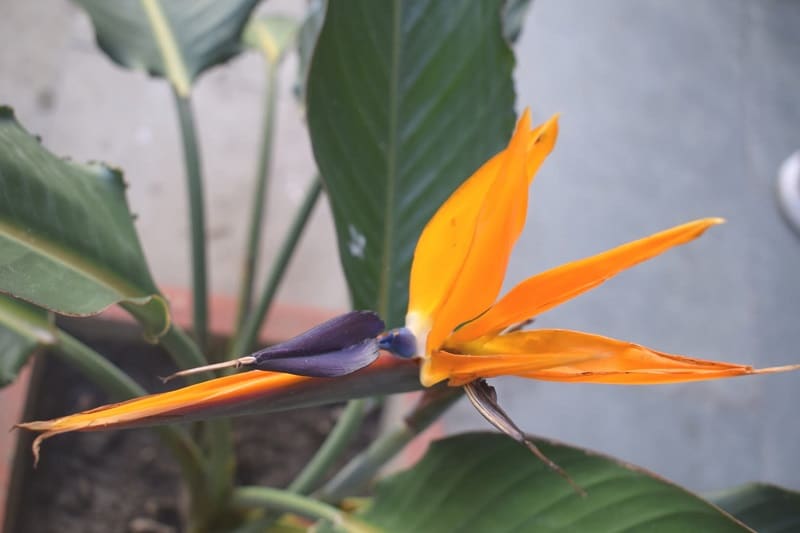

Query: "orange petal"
left=425, top=111, right=535, bottom=353
left=407, top=111, right=559, bottom=353
left=450, top=218, right=724, bottom=343
left=524, top=114, right=559, bottom=182
left=421, top=348, right=600, bottom=387
left=406, top=150, right=505, bottom=347
left=451, top=329, right=800, bottom=385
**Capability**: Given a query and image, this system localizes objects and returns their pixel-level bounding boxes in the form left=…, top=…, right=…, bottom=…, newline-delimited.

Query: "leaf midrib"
left=0, top=218, right=148, bottom=302
left=378, top=0, right=403, bottom=322
left=140, top=0, right=191, bottom=95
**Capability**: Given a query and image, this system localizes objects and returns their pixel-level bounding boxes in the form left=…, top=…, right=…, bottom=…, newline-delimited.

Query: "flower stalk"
left=173, top=91, right=209, bottom=353
left=234, top=62, right=279, bottom=336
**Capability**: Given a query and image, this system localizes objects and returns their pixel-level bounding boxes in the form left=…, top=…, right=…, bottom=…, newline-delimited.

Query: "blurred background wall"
left=1, top=0, right=798, bottom=493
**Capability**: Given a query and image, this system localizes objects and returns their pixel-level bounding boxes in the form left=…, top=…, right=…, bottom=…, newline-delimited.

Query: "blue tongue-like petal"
left=250, top=310, right=386, bottom=377
left=161, top=311, right=387, bottom=383
left=253, top=338, right=380, bottom=377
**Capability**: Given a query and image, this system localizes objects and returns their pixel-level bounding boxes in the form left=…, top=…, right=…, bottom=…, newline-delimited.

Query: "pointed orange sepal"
left=450, top=218, right=724, bottom=343
left=433, top=329, right=800, bottom=386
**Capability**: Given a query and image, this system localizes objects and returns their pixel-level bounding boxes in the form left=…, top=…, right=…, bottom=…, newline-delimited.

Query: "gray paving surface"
left=445, top=0, right=800, bottom=492
left=2, top=0, right=799, bottom=494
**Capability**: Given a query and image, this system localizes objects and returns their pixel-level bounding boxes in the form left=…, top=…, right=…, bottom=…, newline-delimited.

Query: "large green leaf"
left=74, top=0, right=260, bottom=95
left=0, top=294, right=54, bottom=386
left=0, top=107, right=169, bottom=337
left=294, top=0, right=326, bottom=104
left=350, top=433, right=749, bottom=532
left=709, top=484, right=800, bottom=533
left=307, top=0, right=516, bottom=327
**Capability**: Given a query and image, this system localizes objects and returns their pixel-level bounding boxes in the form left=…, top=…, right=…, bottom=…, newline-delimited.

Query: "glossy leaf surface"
left=710, top=483, right=800, bottom=533
left=307, top=0, right=516, bottom=327
left=0, top=107, right=168, bottom=337
left=351, top=432, right=748, bottom=532
left=74, top=0, right=260, bottom=94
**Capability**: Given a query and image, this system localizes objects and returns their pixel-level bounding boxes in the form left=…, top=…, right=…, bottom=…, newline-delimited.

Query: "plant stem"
left=233, top=62, right=279, bottom=339
left=173, top=90, right=209, bottom=353
left=117, top=317, right=233, bottom=521
left=245, top=399, right=370, bottom=531
left=290, top=399, right=368, bottom=494
left=157, top=325, right=235, bottom=517
left=232, top=487, right=370, bottom=532
left=50, top=329, right=207, bottom=506
left=204, top=418, right=234, bottom=519
left=318, top=387, right=462, bottom=502
left=158, top=324, right=211, bottom=382
left=230, top=176, right=324, bottom=356
left=53, top=329, right=144, bottom=399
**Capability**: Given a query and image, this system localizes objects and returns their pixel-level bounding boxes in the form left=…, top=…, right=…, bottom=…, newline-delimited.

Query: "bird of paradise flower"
left=19, top=109, right=799, bottom=485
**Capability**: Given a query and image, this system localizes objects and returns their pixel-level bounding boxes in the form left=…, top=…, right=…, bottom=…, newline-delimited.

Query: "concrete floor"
left=2, top=1, right=799, bottom=493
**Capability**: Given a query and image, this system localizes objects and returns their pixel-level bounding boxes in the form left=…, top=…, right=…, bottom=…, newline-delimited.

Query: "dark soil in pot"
left=7, top=332, right=379, bottom=533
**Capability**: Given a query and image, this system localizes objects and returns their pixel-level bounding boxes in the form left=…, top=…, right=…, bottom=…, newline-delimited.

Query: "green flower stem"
left=204, top=418, right=234, bottom=517
left=290, top=399, right=368, bottom=494
left=232, top=487, right=371, bottom=532
left=50, top=329, right=207, bottom=507
left=318, top=387, right=463, bottom=503
left=173, top=90, right=209, bottom=353
left=233, top=63, right=279, bottom=338
left=230, top=176, right=324, bottom=356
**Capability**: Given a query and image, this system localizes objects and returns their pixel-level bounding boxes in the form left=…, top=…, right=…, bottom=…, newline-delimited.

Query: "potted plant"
left=2, top=1, right=799, bottom=532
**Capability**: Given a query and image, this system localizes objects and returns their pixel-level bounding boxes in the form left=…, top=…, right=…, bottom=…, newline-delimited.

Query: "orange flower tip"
left=543, top=113, right=560, bottom=129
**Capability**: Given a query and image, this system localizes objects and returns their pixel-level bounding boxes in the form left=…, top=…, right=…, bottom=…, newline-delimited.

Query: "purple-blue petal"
left=378, top=328, right=417, bottom=358
left=253, top=310, right=385, bottom=361
left=253, top=338, right=380, bottom=377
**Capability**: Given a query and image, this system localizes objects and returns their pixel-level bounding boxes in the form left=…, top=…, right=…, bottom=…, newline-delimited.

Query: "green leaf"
left=0, top=106, right=169, bottom=338
left=244, top=15, right=299, bottom=65
left=307, top=0, right=516, bottom=327
left=353, top=433, right=749, bottom=532
left=0, top=294, right=54, bottom=386
left=709, top=483, right=800, bottom=533
left=293, top=0, right=326, bottom=104
left=74, top=0, right=260, bottom=95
